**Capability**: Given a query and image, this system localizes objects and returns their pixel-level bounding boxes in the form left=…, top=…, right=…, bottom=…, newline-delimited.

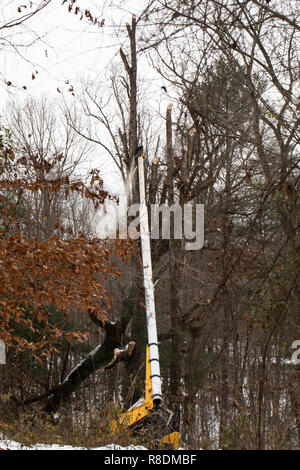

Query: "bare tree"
left=5, top=97, right=96, bottom=239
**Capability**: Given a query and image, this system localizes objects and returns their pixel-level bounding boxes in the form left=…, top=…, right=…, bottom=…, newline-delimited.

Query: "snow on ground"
left=0, top=437, right=147, bottom=450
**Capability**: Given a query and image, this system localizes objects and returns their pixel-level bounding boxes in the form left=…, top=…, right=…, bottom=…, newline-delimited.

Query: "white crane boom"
left=137, top=155, right=162, bottom=404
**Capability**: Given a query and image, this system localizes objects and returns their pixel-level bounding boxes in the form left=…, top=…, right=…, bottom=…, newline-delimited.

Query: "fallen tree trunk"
left=42, top=317, right=135, bottom=415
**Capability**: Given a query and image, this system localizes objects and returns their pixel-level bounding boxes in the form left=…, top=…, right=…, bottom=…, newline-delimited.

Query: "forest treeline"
left=0, top=0, right=299, bottom=450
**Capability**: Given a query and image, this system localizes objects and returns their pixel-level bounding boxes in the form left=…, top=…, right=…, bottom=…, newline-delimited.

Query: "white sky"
left=0, top=1, right=172, bottom=194
left=1, top=1, right=142, bottom=97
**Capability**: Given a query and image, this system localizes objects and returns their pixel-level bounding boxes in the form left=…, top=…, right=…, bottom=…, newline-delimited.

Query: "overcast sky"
left=1, top=1, right=144, bottom=97
left=0, top=1, right=172, bottom=195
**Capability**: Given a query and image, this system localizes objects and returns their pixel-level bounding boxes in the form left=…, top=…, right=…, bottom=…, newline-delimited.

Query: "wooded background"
left=0, top=0, right=299, bottom=450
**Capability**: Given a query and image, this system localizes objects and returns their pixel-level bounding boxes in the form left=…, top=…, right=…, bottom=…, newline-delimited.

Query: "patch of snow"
left=291, top=95, right=300, bottom=105
left=0, top=436, right=147, bottom=451
left=61, top=343, right=102, bottom=384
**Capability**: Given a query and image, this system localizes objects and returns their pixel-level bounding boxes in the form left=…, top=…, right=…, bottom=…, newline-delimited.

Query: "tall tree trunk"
left=166, top=104, right=182, bottom=428
left=119, top=15, right=147, bottom=407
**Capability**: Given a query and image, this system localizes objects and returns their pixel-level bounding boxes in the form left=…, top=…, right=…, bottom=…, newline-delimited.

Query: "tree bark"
left=166, top=105, right=181, bottom=428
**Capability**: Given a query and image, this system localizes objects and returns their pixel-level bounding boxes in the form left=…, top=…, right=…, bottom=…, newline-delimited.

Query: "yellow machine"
left=110, top=150, right=179, bottom=449
left=111, top=346, right=179, bottom=449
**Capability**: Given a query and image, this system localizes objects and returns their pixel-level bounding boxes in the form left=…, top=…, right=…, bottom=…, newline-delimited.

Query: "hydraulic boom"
left=110, top=150, right=179, bottom=449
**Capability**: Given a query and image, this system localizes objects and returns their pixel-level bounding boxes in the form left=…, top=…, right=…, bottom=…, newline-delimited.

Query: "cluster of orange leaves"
left=0, top=173, right=133, bottom=359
